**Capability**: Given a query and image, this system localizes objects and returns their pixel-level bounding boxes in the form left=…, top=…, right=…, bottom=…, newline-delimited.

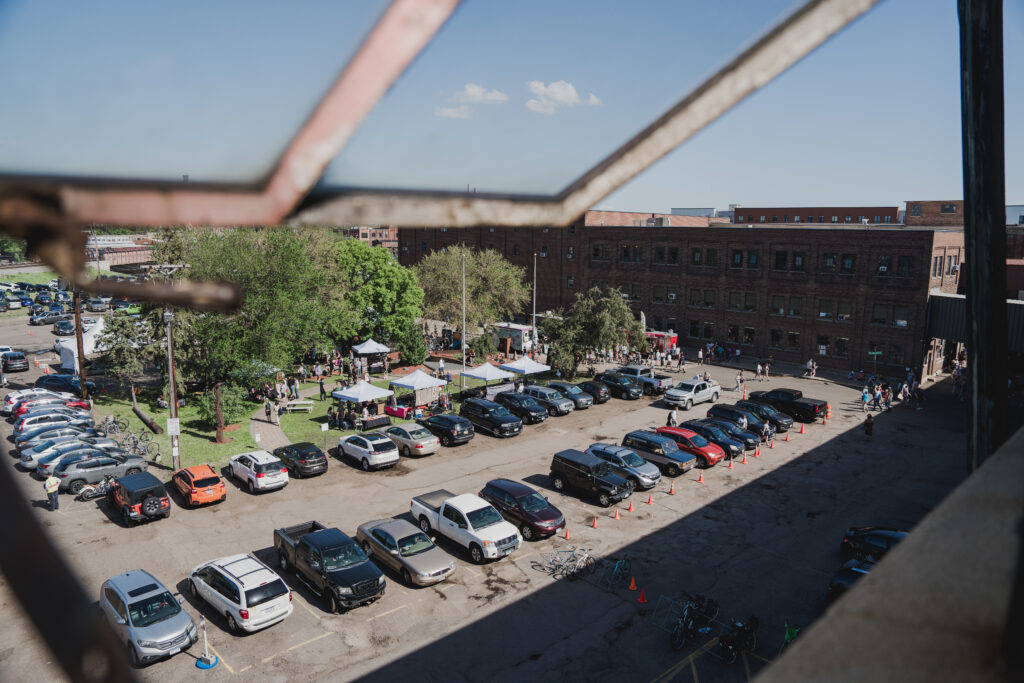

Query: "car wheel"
left=126, top=642, right=140, bottom=669
left=401, top=568, right=413, bottom=586
left=227, top=613, right=241, bottom=634
left=278, top=551, right=290, bottom=572
left=629, top=477, right=641, bottom=491
left=711, top=393, right=719, bottom=403
left=125, top=467, right=141, bottom=476
left=598, top=493, right=611, bottom=508
left=328, top=592, right=341, bottom=614
left=361, top=458, right=370, bottom=471
left=643, top=384, right=654, bottom=396
left=189, top=579, right=199, bottom=598
left=441, top=435, right=452, bottom=447
left=248, top=480, right=256, bottom=494
left=548, top=406, right=556, bottom=416
left=551, top=474, right=566, bottom=491
left=666, top=464, right=681, bottom=478
left=68, top=479, right=85, bottom=494
left=469, top=544, right=485, bottom=564
left=401, top=445, right=411, bottom=457
left=521, top=524, right=534, bottom=541
left=361, top=541, right=372, bottom=556
left=699, top=456, right=708, bottom=469
left=419, top=516, right=431, bottom=534
left=685, top=399, right=693, bottom=411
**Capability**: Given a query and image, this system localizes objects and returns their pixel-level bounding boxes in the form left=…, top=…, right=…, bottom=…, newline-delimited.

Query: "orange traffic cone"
left=743, top=386, right=747, bottom=399
left=43, top=367, right=49, bottom=374
left=627, top=500, right=635, bottom=512
left=564, top=527, right=571, bottom=541
left=769, top=440, right=774, bottom=449
left=696, top=471, right=704, bottom=484
left=826, top=404, right=832, bottom=419
left=755, top=446, right=761, bottom=457
left=637, top=589, right=648, bottom=604
left=785, top=433, right=790, bottom=442
left=823, top=417, right=828, bottom=426
left=628, top=577, right=637, bottom=591
left=613, top=508, right=620, bottom=520
left=741, top=453, right=748, bottom=464
left=727, top=458, right=735, bottom=469
left=591, top=517, right=598, bottom=529
left=669, top=481, right=675, bottom=495
left=646, top=494, right=654, bottom=505
left=799, top=423, right=805, bottom=434
left=33, top=359, right=38, bottom=367
left=26, top=330, right=33, bottom=336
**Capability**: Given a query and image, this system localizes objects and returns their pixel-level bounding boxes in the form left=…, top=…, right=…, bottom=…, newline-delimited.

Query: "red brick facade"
left=733, top=207, right=899, bottom=225
left=905, top=200, right=965, bottom=227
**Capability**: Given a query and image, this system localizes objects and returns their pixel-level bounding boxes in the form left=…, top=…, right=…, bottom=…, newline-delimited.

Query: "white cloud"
left=454, top=83, right=509, bottom=105
left=525, top=80, right=601, bottom=115
left=434, top=105, right=471, bottom=119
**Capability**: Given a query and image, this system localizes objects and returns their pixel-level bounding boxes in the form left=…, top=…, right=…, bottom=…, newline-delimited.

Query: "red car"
left=14, top=398, right=89, bottom=417
left=656, top=426, right=726, bottom=468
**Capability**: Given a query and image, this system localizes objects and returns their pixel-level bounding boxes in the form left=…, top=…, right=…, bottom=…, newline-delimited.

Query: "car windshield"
left=608, top=376, right=628, bottom=386
left=193, top=476, right=221, bottom=488
left=516, top=492, right=549, bottom=512
left=30, top=440, right=55, bottom=452
left=397, top=532, right=435, bottom=557
left=406, top=427, right=432, bottom=440
left=323, top=542, right=367, bottom=570
left=546, top=390, right=565, bottom=400
left=689, top=433, right=710, bottom=448
left=676, top=382, right=696, bottom=391
left=128, top=591, right=181, bottom=628
left=245, top=579, right=289, bottom=608
left=484, top=406, right=510, bottom=417
left=466, top=505, right=504, bottom=530
left=561, top=385, right=583, bottom=395
left=621, top=451, right=645, bottom=467
left=594, top=462, right=613, bottom=477
left=369, top=439, right=395, bottom=454
left=521, top=397, right=542, bottom=410
left=255, top=461, right=283, bottom=474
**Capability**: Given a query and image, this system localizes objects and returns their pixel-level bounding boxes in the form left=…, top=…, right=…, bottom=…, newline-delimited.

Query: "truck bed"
left=276, top=520, right=328, bottom=545
left=412, top=489, right=456, bottom=512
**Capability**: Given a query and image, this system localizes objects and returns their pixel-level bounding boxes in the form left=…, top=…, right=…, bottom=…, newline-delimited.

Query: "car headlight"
left=136, top=639, right=159, bottom=648
left=335, top=586, right=353, bottom=595
left=482, top=540, right=494, bottom=547
left=378, top=576, right=386, bottom=586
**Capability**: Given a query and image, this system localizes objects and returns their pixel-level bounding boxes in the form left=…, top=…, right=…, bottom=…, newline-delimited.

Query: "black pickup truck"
left=747, top=388, right=828, bottom=423
left=274, top=521, right=385, bottom=613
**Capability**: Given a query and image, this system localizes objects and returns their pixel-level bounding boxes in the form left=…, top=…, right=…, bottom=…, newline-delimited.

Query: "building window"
left=592, top=244, right=610, bottom=260
left=667, top=247, right=679, bottom=264
left=858, top=215, right=865, bottom=223
left=568, top=225, right=575, bottom=233
left=822, top=253, right=837, bottom=272
left=760, top=215, right=767, bottom=222
left=932, top=255, right=942, bottom=277
left=940, top=204, right=958, bottom=214
left=513, top=244, right=520, bottom=256
left=911, top=204, right=922, bottom=217
left=652, top=315, right=663, bottom=330
left=816, top=335, right=830, bottom=356
left=421, top=242, right=428, bottom=252
left=542, top=228, right=549, bottom=233
left=873, top=215, right=881, bottom=223
left=893, top=305, right=910, bottom=328
left=885, top=215, right=892, bottom=223
left=744, top=292, right=757, bottom=312
left=789, top=297, right=803, bottom=317
left=771, top=295, right=786, bottom=315
left=703, top=289, right=716, bottom=308
left=770, top=329, right=782, bottom=348
left=832, top=216, right=839, bottom=223
left=567, top=277, right=575, bottom=289
left=794, top=215, right=801, bottom=223
left=731, top=250, right=743, bottom=268
left=787, top=331, right=800, bottom=348
left=771, top=216, right=778, bottom=223
left=743, top=327, right=755, bottom=345
left=890, top=344, right=905, bottom=364
left=834, top=337, right=849, bottom=357
left=702, top=322, right=715, bottom=339
left=488, top=243, right=494, bottom=250
left=706, top=248, right=718, bottom=266
left=876, top=255, right=891, bottom=275
left=652, top=285, right=666, bottom=303
left=841, top=254, right=856, bottom=274
left=361, top=232, right=368, bottom=238
left=897, top=255, right=913, bottom=277
left=567, top=246, right=575, bottom=260
left=871, top=304, right=888, bottom=325
left=667, top=287, right=678, bottom=301
left=748, top=250, right=759, bottom=268
left=837, top=300, right=853, bottom=322
left=737, top=215, right=744, bottom=222
left=792, top=252, right=805, bottom=272
left=728, top=291, right=741, bottom=310
left=402, top=245, right=408, bottom=251
left=441, top=228, right=447, bottom=232
left=783, top=215, right=790, bottom=222
left=691, top=248, right=703, bottom=265
left=818, top=298, right=835, bottom=320
left=728, top=324, right=740, bottom=343
left=689, top=320, right=700, bottom=338
left=951, top=253, right=959, bottom=273
left=540, top=246, right=548, bottom=258
left=654, top=246, right=666, bottom=263
left=631, top=284, right=642, bottom=301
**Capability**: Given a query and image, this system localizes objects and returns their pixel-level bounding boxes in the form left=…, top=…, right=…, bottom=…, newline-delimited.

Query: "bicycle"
left=99, top=415, right=127, bottom=436
left=607, top=558, right=631, bottom=586
left=563, top=548, right=598, bottom=581
left=531, top=545, right=592, bottom=579
left=670, top=594, right=719, bottom=650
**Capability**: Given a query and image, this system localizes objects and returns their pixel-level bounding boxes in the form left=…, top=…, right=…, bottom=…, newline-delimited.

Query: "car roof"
left=588, top=443, right=635, bottom=458
left=554, top=448, right=603, bottom=467
left=658, top=427, right=699, bottom=440
left=107, top=568, right=165, bottom=597
left=446, top=493, right=491, bottom=512
left=485, top=478, right=536, bottom=497
left=210, top=554, right=278, bottom=589
left=234, top=449, right=276, bottom=463
left=466, top=397, right=500, bottom=408
left=117, top=471, right=164, bottom=490
left=363, top=431, right=393, bottom=442
left=180, top=464, right=218, bottom=478
left=361, top=517, right=419, bottom=538
left=625, top=429, right=674, bottom=444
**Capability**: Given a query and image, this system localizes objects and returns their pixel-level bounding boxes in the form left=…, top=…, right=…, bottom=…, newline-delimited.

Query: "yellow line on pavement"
left=261, top=631, right=332, bottom=663
left=691, top=660, right=699, bottom=683
left=295, top=598, right=322, bottom=621
left=649, top=638, right=718, bottom=683
left=364, top=600, right=419, bottom=622
left=238, top=665, right=251, bottom=674
left=208, top=644, right=234, bottom=674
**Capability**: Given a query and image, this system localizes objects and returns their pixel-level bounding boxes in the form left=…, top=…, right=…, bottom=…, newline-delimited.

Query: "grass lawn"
left=90, top=393, right=260, bottom=478
left=0, top=267, right=115, bottom=287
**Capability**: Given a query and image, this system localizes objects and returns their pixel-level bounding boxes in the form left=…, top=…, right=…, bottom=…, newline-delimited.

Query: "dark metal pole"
left=73, top=290, right=88, bottom=402
left=165, top=309, right=180, bottom=470
left=958, top=0, right=1008, bottom=472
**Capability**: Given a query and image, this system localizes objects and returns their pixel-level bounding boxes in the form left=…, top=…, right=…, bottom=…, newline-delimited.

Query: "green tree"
left=96, top=312, right=152, bottom=398
left=195, top=384, right=251, bottom=427
left=539, top=287, right=644, bottom=379
left=333, top=239, right=423, bottom=343
left=413, top=246, right=530, bottom=334
left=394, top=321, right=428, bottom=366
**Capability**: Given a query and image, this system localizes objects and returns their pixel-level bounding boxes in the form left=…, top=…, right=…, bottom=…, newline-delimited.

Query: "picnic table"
left=284, top=399, right=315, bottom=413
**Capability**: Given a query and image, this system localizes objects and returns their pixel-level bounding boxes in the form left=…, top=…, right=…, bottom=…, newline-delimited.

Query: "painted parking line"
left=260, top=631, right=333, bottom=664
left=649, top=637, right=718, bottom=683
left=364, top=599, right=421, bottom=623
left=462, top=566, right=481, bottom=578
left=208, top=644, right=234, bottom=674
left=295, top=598, right=322, bottom=621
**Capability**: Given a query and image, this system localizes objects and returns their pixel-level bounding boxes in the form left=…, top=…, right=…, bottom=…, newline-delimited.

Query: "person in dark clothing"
left=319, top=376, right=327, bottom=401
left=863, top=414, right=874, bottom=441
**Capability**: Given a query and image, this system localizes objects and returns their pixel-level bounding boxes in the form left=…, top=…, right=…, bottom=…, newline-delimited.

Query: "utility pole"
left=73, top=288, right=88, bottom=402
left=461, top=252, right=466, bottom=390
left=165, top=306, right=180, bottom=471
left=532, top=252, right=537, bottom=359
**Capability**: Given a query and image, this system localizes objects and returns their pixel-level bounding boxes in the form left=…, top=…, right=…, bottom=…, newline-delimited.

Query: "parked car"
left=188, top=554, right=293, bottom=633
left=99, top=569, right=197, bottom=667
left=827, top=558, right=875, bottom=601
left=522, top=385, right=574, bottom=416
left=1, top=351, right=29, bottom=372
left=840, top=526, right=908, bottom=561
left=747, top=388, right=829, bottom=422
left=549, top=449, right=633, bottom=507
left=107, top=472, right=172, bottom=527
left=621, top=430, right=696, bottom=478
left=3, top=387, right=74, bottom=414
left=735, top=400, right=794, bottom=432
left=53, top=319, right=75, bottom=335
left=655, top=426, right=727, bottom=468
left=478, top=478, right=565, bottom=541
left=29, top=311, right=71, bottom=326
left=459, top=397, right=523, bottom=437
left=86, top=298, right=109, bottom=312
left=0, top=299, right=9, bottom=312
left=17, top=405, right=92, bottom=429
left=35, top=443, right=109, bottom=476
left=272, top=442, right=328, bottom=478
left=493, top=391, right=548, bottom=424
left=356, top=517, right=456, bottom=586
left=664, top=378, right=721, bottom=410
left=81, top=317, right=98, bottom=331
left=15, top=410, right=93, bottom=435
left=704, top=418, right=761, bottom=450
left=55, top=451, right=147, bottom=494
left=34, top=291, right=52, bottom=304
left=274, top=521, right=385, bottom=612
left=383, top=424, right=441, bottom=457
left=705, top=404, right=776, bottom=441
left=19, top=435, right=118, bottom=468
left=415, top=413, right=475, bottom=447
left=680, top=419, right=745, bottom=458
left=546, top=381, right=594, bottom=410
left=12, top=396, right=88, bottom=417
left=576, top=380, right=611, bottom=404
left=593, top=372, right=642, bottom=400
left=338, top=431, right=400, bottom=471
left=34, top=374, right=96, bottom=394
left=613, top=365, right=673, bottom=395
left=172, top=464, right=227, bottom=507
left=584, top=443, right=662, bottom=490
left=3, top=296, right=22, bottom=309
left=411, top=490, right=522, bottom=564
left=14, top=424, right=97, bottom=449
left=228, top=450, right=289, bottom=494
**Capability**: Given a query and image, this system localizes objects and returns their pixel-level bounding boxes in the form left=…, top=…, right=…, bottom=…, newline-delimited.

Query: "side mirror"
left=389, top=549, right=399, bottom=556
left=176, top=595, right=184, bottom=605
left=457, top=523, right=467, bottom=529
left=114, top=616, right=126, bottom=625
left=309, top=560, right=320, bottom=570
left=430, top=536, right=437, bottom=543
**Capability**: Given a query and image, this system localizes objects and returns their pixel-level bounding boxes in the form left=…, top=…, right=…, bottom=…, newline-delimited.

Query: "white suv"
left=339, top=431, right=400, bottom=471
left=228, top=450, right=289, bottom=493
left=188, top=554, right=293, bottom=633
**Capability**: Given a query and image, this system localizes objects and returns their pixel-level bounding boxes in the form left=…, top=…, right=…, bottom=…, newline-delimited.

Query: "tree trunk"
left=129, top=380, right=137, bottom=408
left=213, top=382, right=228, bottom=444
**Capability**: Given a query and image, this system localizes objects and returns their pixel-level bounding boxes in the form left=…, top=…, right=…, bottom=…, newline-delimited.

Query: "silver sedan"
left=383, top=424, right=441, bottom=457
left=356, top=518, right=455, bottom=586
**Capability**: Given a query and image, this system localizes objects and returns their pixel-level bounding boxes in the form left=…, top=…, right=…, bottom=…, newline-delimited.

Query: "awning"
left=461, top=362, right=514, bottom=382
left=331, top=380, right=394, bottom=403
left=499, top=356, right=551, bottom=375
left=353, top=339, right=390, bottom=354
left=389, top=369, right=448, bottom=390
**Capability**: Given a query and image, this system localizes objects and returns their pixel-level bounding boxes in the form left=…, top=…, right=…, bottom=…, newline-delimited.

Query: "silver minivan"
left=100, top=569, right=197, bottom=667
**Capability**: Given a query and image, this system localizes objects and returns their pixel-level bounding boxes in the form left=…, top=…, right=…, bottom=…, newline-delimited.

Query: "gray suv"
left=546, top=382, right=594, bottom=410
left=55, top=450, right=146, bottom=494
left=99, top=569, right=197, bottom=667
left=585, top=443, right=662, bottom=490
left=522, top=385, right=574, bottom=416
left=621, top=430, right=696, bottom=478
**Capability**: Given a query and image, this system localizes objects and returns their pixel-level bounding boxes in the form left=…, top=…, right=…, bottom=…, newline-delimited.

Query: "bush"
left=395, top=322, right=428, bottom=366
left=195, top=384, right=253, bottom=427
left=468, top=334, right=497, bottom=358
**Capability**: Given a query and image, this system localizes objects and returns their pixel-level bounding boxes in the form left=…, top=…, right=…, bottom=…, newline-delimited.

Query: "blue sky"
left=0, top=0, right=1020, bottom=212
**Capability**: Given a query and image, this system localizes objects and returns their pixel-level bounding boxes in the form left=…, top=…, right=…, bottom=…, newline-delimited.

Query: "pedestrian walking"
left=861, top=388, right=870, bottom=412
left=299, top=363, right=307, bottom=383
left=319, top=376, right=327, bottom=401
left=883, top=388, right=892, bottom=410
left=863, top=414, right=874, bottom=441
left=276, top=401, right=284, bottom=425
left=872, top=387, right=882, bottom=411
left=735, top=348, right=741, bottom=364
left=755, top=363, right=763, bottom=381
left=438, top=358, right=445, bottom=377
left=764, top=359, right=771, bottom=378
left=677, top=352, right=685, bottom=373
left=697, top=348, right=703, bottom=366
left=666, top=407, right=679, bottom=427
left=264, top=399, right=273, bottom=423
left=44, top=474, right=60, bottom=511
left=734, top=371, right=743, bottom=392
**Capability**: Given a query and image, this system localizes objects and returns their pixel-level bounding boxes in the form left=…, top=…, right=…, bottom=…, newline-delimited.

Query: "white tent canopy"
left=389, top=369, right=447, bottom=391
left=461, top=362, right=514, bottom=382
left=331, top=380, right=393, bottom=403
left=499, top=356, right=550, bottom=375
left=353, top=339, right=390, bottom=354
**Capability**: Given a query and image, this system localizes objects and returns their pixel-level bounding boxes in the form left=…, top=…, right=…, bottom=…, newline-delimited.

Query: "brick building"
left=338, top=225, right=398, bottom=256
left=732, top=207, right=899, bottom=225
left=399, top=213, right=964, bottom=376
left=905, top=200, right=964, bottom=227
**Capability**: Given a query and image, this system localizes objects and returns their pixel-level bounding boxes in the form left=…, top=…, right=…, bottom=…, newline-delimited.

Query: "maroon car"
left=478, top=478, right=565, bottom=541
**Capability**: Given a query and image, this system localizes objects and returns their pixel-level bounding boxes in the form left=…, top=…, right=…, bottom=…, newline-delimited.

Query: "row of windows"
left=931, top=253, right=960, bottom=277
left=737, top=214, right=894, bottom=224
left=684, top=323, right=903, bottom=362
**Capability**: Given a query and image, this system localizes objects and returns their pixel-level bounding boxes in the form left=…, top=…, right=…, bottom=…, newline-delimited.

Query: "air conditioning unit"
left=667, top=293, right=677, bottom=300
left=950, top=264, right=959, bottom=273
left=878, top=266, right=888, bottom=272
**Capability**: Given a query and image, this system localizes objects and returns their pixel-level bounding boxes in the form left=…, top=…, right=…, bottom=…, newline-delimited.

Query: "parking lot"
left=0, top=313, right=969, bottom=682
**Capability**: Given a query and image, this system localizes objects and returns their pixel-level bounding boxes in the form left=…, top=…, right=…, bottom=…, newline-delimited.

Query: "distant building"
left=338, top=225, right=398, bottom=256
left=905, top=200, right=964, bottom=227
left=1007, top=205, right=1024, bottom=226
left=671, top=208, right=716, bottom=218
left=733, top=207, right=899, bottom=225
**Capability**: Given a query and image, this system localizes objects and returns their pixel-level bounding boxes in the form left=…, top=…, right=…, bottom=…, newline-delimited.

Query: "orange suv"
left=172, top=464, right=227, bottom=508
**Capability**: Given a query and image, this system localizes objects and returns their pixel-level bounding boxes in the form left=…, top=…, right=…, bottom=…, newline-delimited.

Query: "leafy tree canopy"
left=96, top=313, right=151, bottom=392
left=539, top=287, right=644, bottom=379
left=333, top=239, right=423, bottom=344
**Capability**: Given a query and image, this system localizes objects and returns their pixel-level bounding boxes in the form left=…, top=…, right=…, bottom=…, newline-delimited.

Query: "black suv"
left=34, top=374, right=97, bottom=394
left=493, top=392, right=548, bottom=424
left=576, top=380, right=611, bottom=404
left=705, top=404, right=775, bottom=441
left=549, top=449, right=632, bottom=507
left=416, top=414, right=475, bottom=446
left=107, top=471, right=171, bottom=526
left=593, top=372, right=642, bottom=399
left=704, top=418, right=760, bottom=450
left=681, top=420, right=745, bottom=457
left=735, top=400, right=793, bottom=432
left=273, top=442, right=329, bottom=477
left=459, top=398, right=523, bottom=437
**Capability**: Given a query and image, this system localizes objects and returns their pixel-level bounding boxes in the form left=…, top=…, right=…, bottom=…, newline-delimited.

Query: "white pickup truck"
left=664, top=378, right=721, bottom=410
left=411, top=489, right=522, bottom=564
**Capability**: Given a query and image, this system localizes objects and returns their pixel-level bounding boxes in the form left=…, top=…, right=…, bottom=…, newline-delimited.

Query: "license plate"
left=205, top=489, right=213, bottom=494
left=168, top=647, right=180, bottom=656
left=501, top=547, right=515, bottom=556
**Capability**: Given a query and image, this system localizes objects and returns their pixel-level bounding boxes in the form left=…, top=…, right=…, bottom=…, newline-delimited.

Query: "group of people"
left=326, top=401, right=379, bottom=430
